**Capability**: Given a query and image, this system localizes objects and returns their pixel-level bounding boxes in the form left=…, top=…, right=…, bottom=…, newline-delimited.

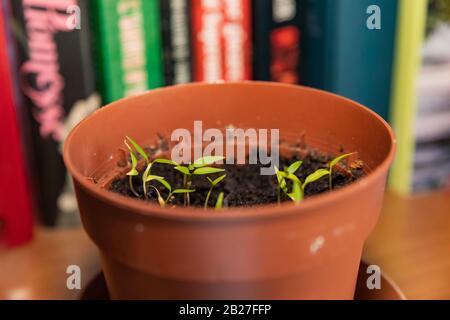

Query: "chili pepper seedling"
left=327, top=152, right=356, bottom=190
left=205, top=174, right=227, bottom=209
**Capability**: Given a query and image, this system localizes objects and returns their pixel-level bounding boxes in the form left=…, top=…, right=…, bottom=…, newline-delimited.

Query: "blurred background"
left=0, top=0, right=449, bottom=299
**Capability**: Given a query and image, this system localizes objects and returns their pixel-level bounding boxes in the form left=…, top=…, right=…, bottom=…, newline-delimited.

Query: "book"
left=0, top=0, right=34, bottom=246
left=192, top=0, right=252, bottom=82
left=90, top=0, right=164, bottom=104
left=389, top=0, right=450, bottom=194
left=160, top=0, right=193, bottom=85
left=300, top=0, right=399, bottom=121
left=252, top=0, right=302, bottom=83
left=9, top=0, right=100, bottom=226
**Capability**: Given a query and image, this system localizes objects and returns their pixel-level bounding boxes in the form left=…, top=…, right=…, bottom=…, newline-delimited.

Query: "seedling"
left=174, top=156, right=226, bottom=206
left=123, top=137, right=228, bottom=207
left=275, top=160, right=302, bottom=203
left=145, top=175, right=168, bottom=207
left=121, top=137, right=359, bottom=209
left=275, top=160, right=330, bottom=204
left=327, top=152, right=356, bottom=190
left=205, top=175, right=227, bottom=209
left=165, top=188, right=196, bottom=206
left=125, top=136, right=178, bottom=200
left=302, top=169, right=330, bottom=191
left=124, top=140, right=140, bottom=198
left=215, top=192, right=225, bottom=210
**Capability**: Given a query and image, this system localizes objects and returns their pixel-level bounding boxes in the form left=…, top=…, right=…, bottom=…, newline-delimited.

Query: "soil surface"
left=110, top=149, right=365, bottom=208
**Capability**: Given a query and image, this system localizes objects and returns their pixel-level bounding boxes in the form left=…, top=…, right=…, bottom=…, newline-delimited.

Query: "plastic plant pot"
left=64, top=82, right=396, bottom=300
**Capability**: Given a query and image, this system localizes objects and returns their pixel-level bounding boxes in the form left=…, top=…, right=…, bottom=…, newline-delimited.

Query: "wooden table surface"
left=363, top=190, right=450, bottom=300
left=0, top=191, right=449, bottom=300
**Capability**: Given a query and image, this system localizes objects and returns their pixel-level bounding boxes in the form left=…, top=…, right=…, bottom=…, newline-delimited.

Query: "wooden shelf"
left=1, top=191, right=449, bottom=300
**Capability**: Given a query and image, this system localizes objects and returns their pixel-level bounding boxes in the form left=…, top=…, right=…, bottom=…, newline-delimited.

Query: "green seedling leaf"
left=154, top=178, right=172, bottom=192
left=211, top=174, right=227, bottom=186
left=126, top=136, right=149, bottom=163
left=193, top=156, right=225, bottom=168
left=127, top=167, right=139, bottom=177
left=215, top=192, right=224, bottom=210
left=274, top=166, right=288, bottom=193
left=302, top=169, right=330, bottom=190
left=126, top=152, right=139, bottom=176
left=328, top=152, right=356, bottom=190
left=193, top=167, right=226, bottom=175
left=124, top=141, right=139, bottom=176
left=175, top=166, right=190, bottom=175
left=286, top=160, right=303, bottom=174
left=142, top=163, right=152, bottom=181
left=284, top=172, right=301, bottom=184
left=275, top=166, right=285, bottom=182
left=274, top=166, right=282, bottom=182
left=287, top=180, right=303, bottom=203
left=172, top=189, right=196, bottom=194
left=329, top=152, right=356, bottom=169
left=153, top=159, right=179, bottom=166
left=278, top=170, right=301, bottom=184
left=145, top=174, right=165, bottom=183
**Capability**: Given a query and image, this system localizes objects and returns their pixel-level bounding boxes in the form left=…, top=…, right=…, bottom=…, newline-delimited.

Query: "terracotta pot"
left=64, top=82, right=396, bottom=300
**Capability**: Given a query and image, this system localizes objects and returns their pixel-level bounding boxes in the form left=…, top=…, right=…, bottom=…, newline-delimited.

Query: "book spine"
left=388, top=0, right=428, bottom=194
left=142, top=0, right=164, bottom=89
left=0, top=0, right=34, bottom=246
left=10, top=0, right=100, bottom=226
left=299, top=0, right=329, bottom=88
left=192, top=0, right=252, bottom=82
left=91, top=0, right=164, bottom=104
left=252, top=0, right=302, bottom=83
left=301, top=0, right=399, bottom=121
left=160, top=0, right=193, bottom=85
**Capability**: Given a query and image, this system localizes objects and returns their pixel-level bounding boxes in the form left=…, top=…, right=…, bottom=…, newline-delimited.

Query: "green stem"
left=166, top=192, right=173, bottom=204
left=143, top=181, right=148, bottom=200
left=183, top=174, right=191, bottom=207
left=142, top=163, right=152, bottom=200
left=150, top=186, right=165, bottom=207
left=183, top=175, right=187, bottom=206
left=186, top=182, right=191, bottom=207
left=277, top=185, right=281, bottom=204
left=329, top=168, right=333, bottom=191
left=129, top=176, right=139, bottom=197
left=204, top=186, right=214, bottom=210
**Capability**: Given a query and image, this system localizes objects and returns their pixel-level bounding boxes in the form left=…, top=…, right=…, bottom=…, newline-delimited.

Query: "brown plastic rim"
left=64, top=81, right=396, bottom=222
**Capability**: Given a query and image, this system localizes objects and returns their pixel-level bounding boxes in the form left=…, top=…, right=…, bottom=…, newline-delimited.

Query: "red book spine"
left=192, top=0, right=252, bottom=82
left=0, top=1, right=34, bottom=247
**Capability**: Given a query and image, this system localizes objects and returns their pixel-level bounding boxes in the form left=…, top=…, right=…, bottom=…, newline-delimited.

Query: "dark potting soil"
left=110, top=149, right=365, bottom=208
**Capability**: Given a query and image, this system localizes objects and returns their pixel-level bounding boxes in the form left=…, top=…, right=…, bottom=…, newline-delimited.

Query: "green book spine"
left=91, top=0, right=163, bottom=104
left=142, top=0, right=164, bottom=89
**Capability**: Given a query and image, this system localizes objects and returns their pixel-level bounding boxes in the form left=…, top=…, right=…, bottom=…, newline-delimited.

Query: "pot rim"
left=64, top=81, right=397, bottom=222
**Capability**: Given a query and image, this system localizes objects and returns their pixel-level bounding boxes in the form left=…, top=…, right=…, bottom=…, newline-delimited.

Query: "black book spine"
left=252, top=0, right=302, bottom=83
left=160, top=0, right=193, bottom=85
left=10, top=0, right=99, bottom=226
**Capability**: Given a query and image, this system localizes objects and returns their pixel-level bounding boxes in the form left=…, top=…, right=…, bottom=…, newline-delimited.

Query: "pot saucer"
left=80, top=261, right=406, bottom=300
